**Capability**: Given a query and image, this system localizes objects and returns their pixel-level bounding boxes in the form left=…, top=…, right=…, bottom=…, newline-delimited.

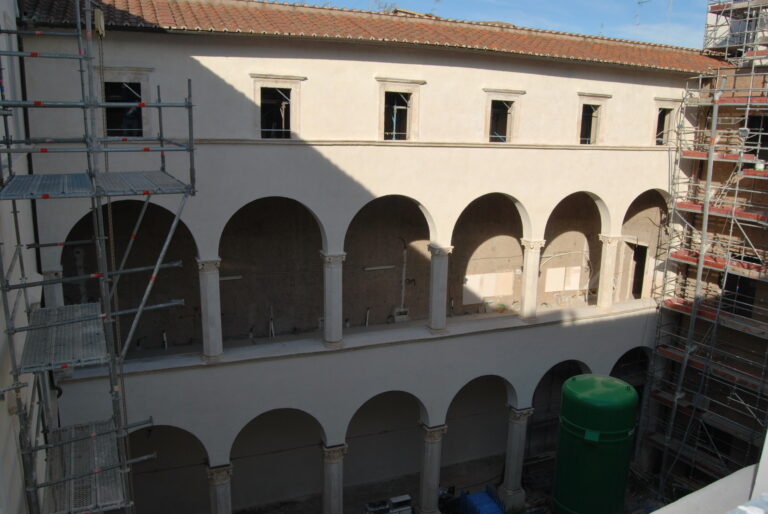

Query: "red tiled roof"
left=22, top=0, right=725, bottom=73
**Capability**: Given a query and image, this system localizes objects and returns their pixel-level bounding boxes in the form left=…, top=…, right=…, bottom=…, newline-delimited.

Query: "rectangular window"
left=489, top=100, right=513, bottom=143
left=656, top=108, right=673, bottom=145
left=579, top=104, right=599, bottom=144
left=384, top=91, right=411, bottom=140
left=260, top=87, right=291, bottom=139
left=105, top=82, right=142, bottom=137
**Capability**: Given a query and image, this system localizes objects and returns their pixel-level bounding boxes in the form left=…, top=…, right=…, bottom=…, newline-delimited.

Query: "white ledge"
left=63, top=299, right=657, bottom=380
left=375, top=76, right=427, bottom=85
left=249, top=73, right=307, bottom=81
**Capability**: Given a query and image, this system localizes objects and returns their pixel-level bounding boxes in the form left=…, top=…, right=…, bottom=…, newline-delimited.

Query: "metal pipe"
left=108, top=195, right=152, bottom=301
left=660, top=77, right=726, bottom=493
left=4, top=260, right=182, bottom=291
left=119, top=194, right=189, bottom=360
left=12, top=299, right=185, bottom=335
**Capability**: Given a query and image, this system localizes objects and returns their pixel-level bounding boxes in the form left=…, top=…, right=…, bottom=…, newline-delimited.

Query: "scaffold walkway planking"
left=669, top=249, right=767, bottom=281
left=0, top=171, right=189, bottom=200
left=19, top=304, right=107, bottom=373
left=662, top=297, right=768, bottom=339
left=44, top=420, right=127, bottom=514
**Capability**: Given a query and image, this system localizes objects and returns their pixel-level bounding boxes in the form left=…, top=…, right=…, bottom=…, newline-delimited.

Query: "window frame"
left=483, top=88, right=525, bottom=144
left=577, top=92, right=611, bottom=145
left=99, top=67, right=152, bottom=137
left=376, top=77, right=425, bottom=141
left=654, top=98, right=681, bottom=147
left=251, top=73, right=307, bottom=140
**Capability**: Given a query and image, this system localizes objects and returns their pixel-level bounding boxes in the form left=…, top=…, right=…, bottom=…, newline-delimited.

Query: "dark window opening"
left=261, top=87, right=291, bottom=139
left=631, top=244, right=648, bottom=298
left=105, top=82, right=142, bottom=137
left=580, top=104, right=599, bottom=144
left=656, top=108, right=673, bottom=145
left=489, top=100, right=512, bottom=143
left=747, top=115, right=768, bottom=160
left=384, top=91, right=410, bottom=140
left=723, top=259, right=758, bottom=318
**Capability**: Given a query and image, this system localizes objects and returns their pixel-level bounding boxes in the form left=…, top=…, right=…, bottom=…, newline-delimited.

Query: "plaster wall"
left=58, top=304, right=657, bottom=468
left=0, top=2, right=41, bottom=512
left=20, top=31, right=679, bottom=262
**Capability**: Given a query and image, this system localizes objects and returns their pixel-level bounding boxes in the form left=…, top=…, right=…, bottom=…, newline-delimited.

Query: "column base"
left=323, top=339, right=343, bottom=350
left=498, top=485, right=526, bottom=510
left=418, top=508, right=440, bottom=514
left=203, top=353, right=222, bottom=364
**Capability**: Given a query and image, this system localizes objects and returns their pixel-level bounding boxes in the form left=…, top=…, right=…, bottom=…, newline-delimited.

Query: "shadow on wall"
left=61, top=201, right=202, bottom=352
left=541, top=193, right=603, bottom=309
left=449, top=193, right=524, bottom=317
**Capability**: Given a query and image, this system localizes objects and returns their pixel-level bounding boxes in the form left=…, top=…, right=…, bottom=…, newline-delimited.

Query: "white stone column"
left=42, top=267, right=64, bottom=308
left=419, top=424, right=447, bottom=514
left=323, top=444, right=347, bottom=514
left=198, top=259, right=223, bottom=361
left=498, top=407, right=534, bottom=510
left=428, top=244, right=452, bottom=331
left=321, top=252, right=345, bottom=347
left=597, top=235, right=622, bottom=309
left=519, top=239, right=545, bottom=318
left=207, top=464, right=233, bottom=514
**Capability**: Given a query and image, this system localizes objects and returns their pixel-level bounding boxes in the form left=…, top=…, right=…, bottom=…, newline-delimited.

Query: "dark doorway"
left=723, top=270, right=757, bottom=318
left=631, top=245, right=648, bottom=299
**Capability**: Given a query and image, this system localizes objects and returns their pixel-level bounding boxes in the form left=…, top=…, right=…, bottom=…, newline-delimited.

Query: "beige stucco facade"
left=0, top=10, right=710, bottom=513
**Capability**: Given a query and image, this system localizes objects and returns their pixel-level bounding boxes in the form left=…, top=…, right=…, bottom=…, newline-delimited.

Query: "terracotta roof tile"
left=21, top=0, right=725, bottom=73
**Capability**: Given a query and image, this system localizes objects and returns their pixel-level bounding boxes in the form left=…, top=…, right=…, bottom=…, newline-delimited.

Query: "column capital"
left=320, top=251, right=346, bottom=265
left=422, top=424, right=448, bottom=443
left=428, top=243, right=453, bottom=256
left=598, top=234, right=623, bottom=246
left=323, top=443, right=348, bottom=463
left=520, top=239, right=546, bottom=251
left=509, top=407, right=534, bottom=423
left=197, top=258, right=221, bottom=272
left=207, top=464, right=233, bottom=485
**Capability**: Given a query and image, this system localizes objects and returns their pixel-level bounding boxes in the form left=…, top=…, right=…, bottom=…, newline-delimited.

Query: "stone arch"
left=441, top=375, right=517, bottom=490
left=343, top=390, right=430, bottom=506
left=617, top=190, right=670, bottom=301
left=524, top=360, right=590, bottom=497
left=218, top=196, right=325, bottom=342
left=449, top=193, right=527, bottom=316
left=230, top=408, right=326, bottom=511
left=61, top=199, right=201, bottom=355
left=343, top=195, right=433, bottom=327
left=610, top=346, right=652, bottom=393
left=217, top=195, right=329, bottom=254
left=541, top=192, right=604, bottom=309
left=129, top=425, right=210, bottom=514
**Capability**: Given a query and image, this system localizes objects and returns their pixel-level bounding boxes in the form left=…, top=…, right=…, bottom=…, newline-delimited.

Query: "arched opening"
left=541, top=193, right=603, bottom=311
left=218, top=197, right=324, bottom=343
left=619, top=191, right=668, bottom=302
left=230, top=409, right=324, bottom=512
left=344, top=391, right=425, bottom=511
left=344, top=196, right=431, bottom=327
left=610, top=347, right=651, bottom=396
left=441, top=376, right=513, bottom=492
left=524, top=360, right=590, bottom=502
left=449, top=194, right=524, bottom=317
left=129, top=426, right=209, bottom=514
left=61, top=201, right=200, bottom=356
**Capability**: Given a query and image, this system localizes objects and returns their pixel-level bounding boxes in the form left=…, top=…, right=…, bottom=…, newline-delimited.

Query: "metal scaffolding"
left=642, top=0, right=768, bottom=500
left=0, top=1, right=195, bottom=512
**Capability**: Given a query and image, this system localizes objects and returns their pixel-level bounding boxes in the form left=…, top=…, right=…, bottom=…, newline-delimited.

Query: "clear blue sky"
left=321, top=0, right=709, bottom=49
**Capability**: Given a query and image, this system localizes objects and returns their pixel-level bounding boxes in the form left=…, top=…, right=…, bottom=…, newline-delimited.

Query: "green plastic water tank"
left=553, top=374, right=638, bottom=514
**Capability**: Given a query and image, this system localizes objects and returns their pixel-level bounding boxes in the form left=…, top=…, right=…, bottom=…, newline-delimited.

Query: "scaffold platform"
left=19, top=304, right=107, bottom=374
left=44, top=420, right=127, bottom=514
left=0, top=171, right=190, bottom=200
